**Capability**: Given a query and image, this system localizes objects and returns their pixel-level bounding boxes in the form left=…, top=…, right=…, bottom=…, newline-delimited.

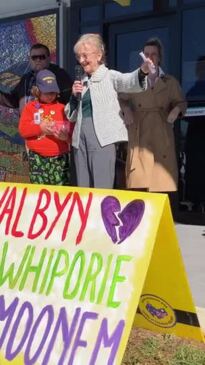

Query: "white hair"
left=74, top=33, right=106, bottom=63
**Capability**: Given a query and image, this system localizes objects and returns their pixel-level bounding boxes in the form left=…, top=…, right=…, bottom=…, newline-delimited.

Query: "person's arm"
left=69, top=94, right=79, bottom=113
left=53, top=121, right=74, bottom=142
left=18, top=104, right=42, bottom=139
left=138, top=68, right=149, bottom=88
left=118, top=97, right=134, bottom=126
left=64, top=81, right=82, bottom=121
left=19, top=107, right=55, bottom=139
left=64, top=98, right=78, bottom=122
left=2, top=72, right=31, bottom=109
left=0, top=73, right=31, bottom=109
left=0, top=89, right=19, bottom=108
left=111, top=59, right=153, bottom=93
left=167, top=77, right=187, bottom=123
left=111, top=68, right=147, bottom=93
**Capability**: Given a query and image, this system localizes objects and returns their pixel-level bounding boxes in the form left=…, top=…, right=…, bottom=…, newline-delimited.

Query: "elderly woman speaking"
left=65, top=33, right=152, bottom=189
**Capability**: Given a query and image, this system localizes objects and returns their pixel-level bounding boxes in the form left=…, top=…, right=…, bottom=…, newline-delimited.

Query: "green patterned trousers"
left=28, top=151, right=71, bottom=185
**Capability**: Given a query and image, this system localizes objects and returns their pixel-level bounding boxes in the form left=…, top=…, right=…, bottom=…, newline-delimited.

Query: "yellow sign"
left=135, top=197, right=204, bottom=341
left=0, top=183, right=203, bottom=365
left=113, top=0, right=132, bottom=6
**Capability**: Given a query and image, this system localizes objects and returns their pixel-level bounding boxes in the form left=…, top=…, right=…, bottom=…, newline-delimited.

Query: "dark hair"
left=143, top=37, right=163, bottom=65
left=30, top=43, right=50, bottom=57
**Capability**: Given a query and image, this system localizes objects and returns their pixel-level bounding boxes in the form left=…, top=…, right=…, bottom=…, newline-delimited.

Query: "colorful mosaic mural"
left=0, top=12, right=57, bottom=182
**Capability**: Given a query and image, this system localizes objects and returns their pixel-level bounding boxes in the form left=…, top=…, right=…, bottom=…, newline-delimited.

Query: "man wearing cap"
left=0, top=43, right=73, bottom=113
left=18, top=69, right=73, bottom=185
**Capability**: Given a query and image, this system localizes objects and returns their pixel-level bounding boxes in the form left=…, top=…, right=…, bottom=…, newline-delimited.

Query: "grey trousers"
left=73, top=117, right=116, bottom=188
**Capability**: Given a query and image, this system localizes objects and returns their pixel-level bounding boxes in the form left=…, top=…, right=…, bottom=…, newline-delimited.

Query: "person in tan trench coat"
left=119, top=38, right=187, bottom=216
left=120, top=37, right=187, bottom=217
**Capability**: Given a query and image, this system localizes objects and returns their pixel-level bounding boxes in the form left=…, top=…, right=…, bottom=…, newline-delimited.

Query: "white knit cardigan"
left=65, top=64, right=146, bottom=148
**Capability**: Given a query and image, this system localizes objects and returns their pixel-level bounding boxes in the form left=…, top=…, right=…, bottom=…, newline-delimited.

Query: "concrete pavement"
left=175, top=224, right=205, bottom=308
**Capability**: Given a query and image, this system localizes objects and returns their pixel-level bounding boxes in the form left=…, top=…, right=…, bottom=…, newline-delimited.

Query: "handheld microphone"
left=74, top=65, right=83, bottom=101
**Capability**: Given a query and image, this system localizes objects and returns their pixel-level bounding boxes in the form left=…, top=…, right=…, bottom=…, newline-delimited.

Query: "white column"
left=58, top=0, right=70, bottom=67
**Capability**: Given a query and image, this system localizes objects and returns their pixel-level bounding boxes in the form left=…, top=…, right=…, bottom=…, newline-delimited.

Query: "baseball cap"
left=36, top=69, right=60, bottom=93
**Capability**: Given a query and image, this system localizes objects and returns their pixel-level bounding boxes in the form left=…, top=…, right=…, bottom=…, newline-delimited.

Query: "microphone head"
left=75, top=65, right=83, bottom=81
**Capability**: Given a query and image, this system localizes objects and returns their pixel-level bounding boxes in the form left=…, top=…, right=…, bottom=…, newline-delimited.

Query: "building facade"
left=0, top=0, right=205, bottom=223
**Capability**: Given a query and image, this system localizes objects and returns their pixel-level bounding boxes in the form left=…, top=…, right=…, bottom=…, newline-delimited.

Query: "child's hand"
left=53, top=124, right=69, bottom=141
left=40, top=121, right=55, bottom=135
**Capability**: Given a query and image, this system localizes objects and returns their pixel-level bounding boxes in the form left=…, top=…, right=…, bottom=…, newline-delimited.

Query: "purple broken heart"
left=101, top=196, right=145, bottom=244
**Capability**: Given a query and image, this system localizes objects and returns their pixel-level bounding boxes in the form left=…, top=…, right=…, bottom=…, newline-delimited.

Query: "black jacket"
left=0, top=63, right=73, bottom=108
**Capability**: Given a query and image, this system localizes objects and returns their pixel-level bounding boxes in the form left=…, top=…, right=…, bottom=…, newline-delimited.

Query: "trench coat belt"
left=135, top=107, right=165, bottom=113
left=135, top=107, right=170, bottom=148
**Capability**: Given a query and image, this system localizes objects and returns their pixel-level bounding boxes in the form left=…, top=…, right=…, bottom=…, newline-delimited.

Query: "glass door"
left=107, top=15, right=184, bottom=218
left=108, top=16, right=179, bottom=75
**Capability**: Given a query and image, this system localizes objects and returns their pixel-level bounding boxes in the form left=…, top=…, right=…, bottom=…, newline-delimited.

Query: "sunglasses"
left=31, top=54, right=47, bottom=61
